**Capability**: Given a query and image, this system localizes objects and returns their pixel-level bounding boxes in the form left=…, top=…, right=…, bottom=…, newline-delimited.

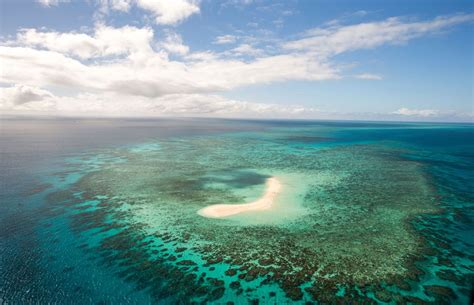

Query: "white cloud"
left=36, top=0, right=67, bottom=7
left=1, top=84, right=470, bottom=121
left=108, top=0, right=133, bottom=12
left=228, top=44, right=264, bottom=57
left=355, top=73, right=383, bottom=80
left=135, top=0, right=200, bottom=25
left=0, top=85, right=56, bottom=110
left=1, top=13, right=472, bottom=118
left=158, top=31, right=189, bottom=55
left=146, top=94, right=317, bottom=117
left=213, top=35, right=238, bottom=44
left=1, top=23, right=340, bottom=98
left=16, top=25, right=153, bottom=59
left=393, top=107, right=439, bottom=117
left=284, top=14, right=474, bottom=56
left=221, top=0, right=254, bottom=8
left=82, top=0, right=200, bottom=25
left=0, top=85, right=317, bottom=117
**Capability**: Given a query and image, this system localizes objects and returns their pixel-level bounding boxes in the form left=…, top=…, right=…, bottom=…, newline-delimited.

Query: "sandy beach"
left=198, top=177, right=282, bottom=218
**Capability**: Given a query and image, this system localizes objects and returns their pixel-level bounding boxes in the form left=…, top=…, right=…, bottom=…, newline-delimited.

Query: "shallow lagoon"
left=1, top=118, right=473, bottom=304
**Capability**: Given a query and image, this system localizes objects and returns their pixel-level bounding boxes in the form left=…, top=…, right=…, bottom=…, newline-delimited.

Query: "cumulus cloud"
left=1, top=13, right=472, bottom=118
left=0, top=85, right=316, bottom=117
left=1, top=22, right=341, bottom=99
left=392, top=107, right=439, bottom=117
left=0, top=85, right=56, bottom=111
left=158, top=31, right=189, bottom=55
left=355, top=73, right=383, bottom=80
left=135, top=0, right=200, bottom=25
left=51, top=0, right=199, bottom=25
left=16, top=25, right=153, bottom=59
left=147, top=94, right=317, bottom=116
left=108, top=0, right=133, bottom=12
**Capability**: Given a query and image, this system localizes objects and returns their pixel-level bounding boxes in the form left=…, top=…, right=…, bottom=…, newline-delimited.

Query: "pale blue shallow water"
left=0, top=118, right=473, bottom=304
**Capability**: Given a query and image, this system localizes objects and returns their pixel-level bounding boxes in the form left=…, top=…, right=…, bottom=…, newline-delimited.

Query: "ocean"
left=1, top=118, right=473, bottom=304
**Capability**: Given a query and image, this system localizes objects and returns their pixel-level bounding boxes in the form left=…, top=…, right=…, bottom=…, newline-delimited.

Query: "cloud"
left=158, top=31, right=189, bottom=55
left=1, top=14, right=472, bottom=118
left=353, top=10, right=368, bottom=17
left=0, top=85, right=317, bottom=117
left=16, top=25, right=153, bottom=59
left=73, top=0, right=199, bottom=25
left=4, top=85, right=53, bottom=105
left=354, top=73, right=383, bottom=80
left=0, top=85, right=56, bottom=110
left=135, top=0, right=200, bottom=25
left=214, top=35, right=238, bottom=44
left=1, top=21, right=341, bottom=98
left=228, top=44, right=264, bottom=57
left=146, top=94, right=318, bottom=116
left=36, top=0, right=67, bottom=7
left=392, top=107, right=439, bottom=117
left=221, top=0, right=254, bottom=8
left=108, top=0, right=133, bottom=12
left=284, top=14, right=474, bottom=56
left=2, top=84, right=471, bottom=121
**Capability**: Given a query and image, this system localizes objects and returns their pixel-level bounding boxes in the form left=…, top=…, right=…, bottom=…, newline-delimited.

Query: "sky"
left=0, top=0, right=473, bottom=121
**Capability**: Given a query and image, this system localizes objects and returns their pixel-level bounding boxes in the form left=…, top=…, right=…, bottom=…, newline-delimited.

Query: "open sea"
left=0, top=118, right=473, bottom=304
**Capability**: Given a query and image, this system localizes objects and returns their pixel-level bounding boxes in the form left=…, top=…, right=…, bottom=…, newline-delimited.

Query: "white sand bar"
left=198, top=177, right=282, bottom=218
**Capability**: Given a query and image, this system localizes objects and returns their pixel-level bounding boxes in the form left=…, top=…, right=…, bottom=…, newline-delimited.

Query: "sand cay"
left=198, top=177, right=282, bottom=218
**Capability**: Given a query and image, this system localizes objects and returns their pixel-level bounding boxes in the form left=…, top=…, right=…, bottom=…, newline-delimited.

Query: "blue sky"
left=0, top=0, right=473, bottom=121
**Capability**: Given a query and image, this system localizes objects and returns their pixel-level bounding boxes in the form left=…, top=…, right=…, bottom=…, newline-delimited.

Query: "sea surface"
left=0, top=118, right=473, bottom=304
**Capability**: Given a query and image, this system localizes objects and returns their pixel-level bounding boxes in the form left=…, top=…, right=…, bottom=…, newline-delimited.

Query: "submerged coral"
left=44, top=129, right=472, bottom=304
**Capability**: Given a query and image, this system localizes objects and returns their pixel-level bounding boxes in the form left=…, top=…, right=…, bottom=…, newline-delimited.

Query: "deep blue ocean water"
left=0, top=118, right=473, bottom=304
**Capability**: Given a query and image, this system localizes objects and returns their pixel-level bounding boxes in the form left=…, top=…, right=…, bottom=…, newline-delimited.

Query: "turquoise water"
left=1, top=118, right=473, bottom=304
